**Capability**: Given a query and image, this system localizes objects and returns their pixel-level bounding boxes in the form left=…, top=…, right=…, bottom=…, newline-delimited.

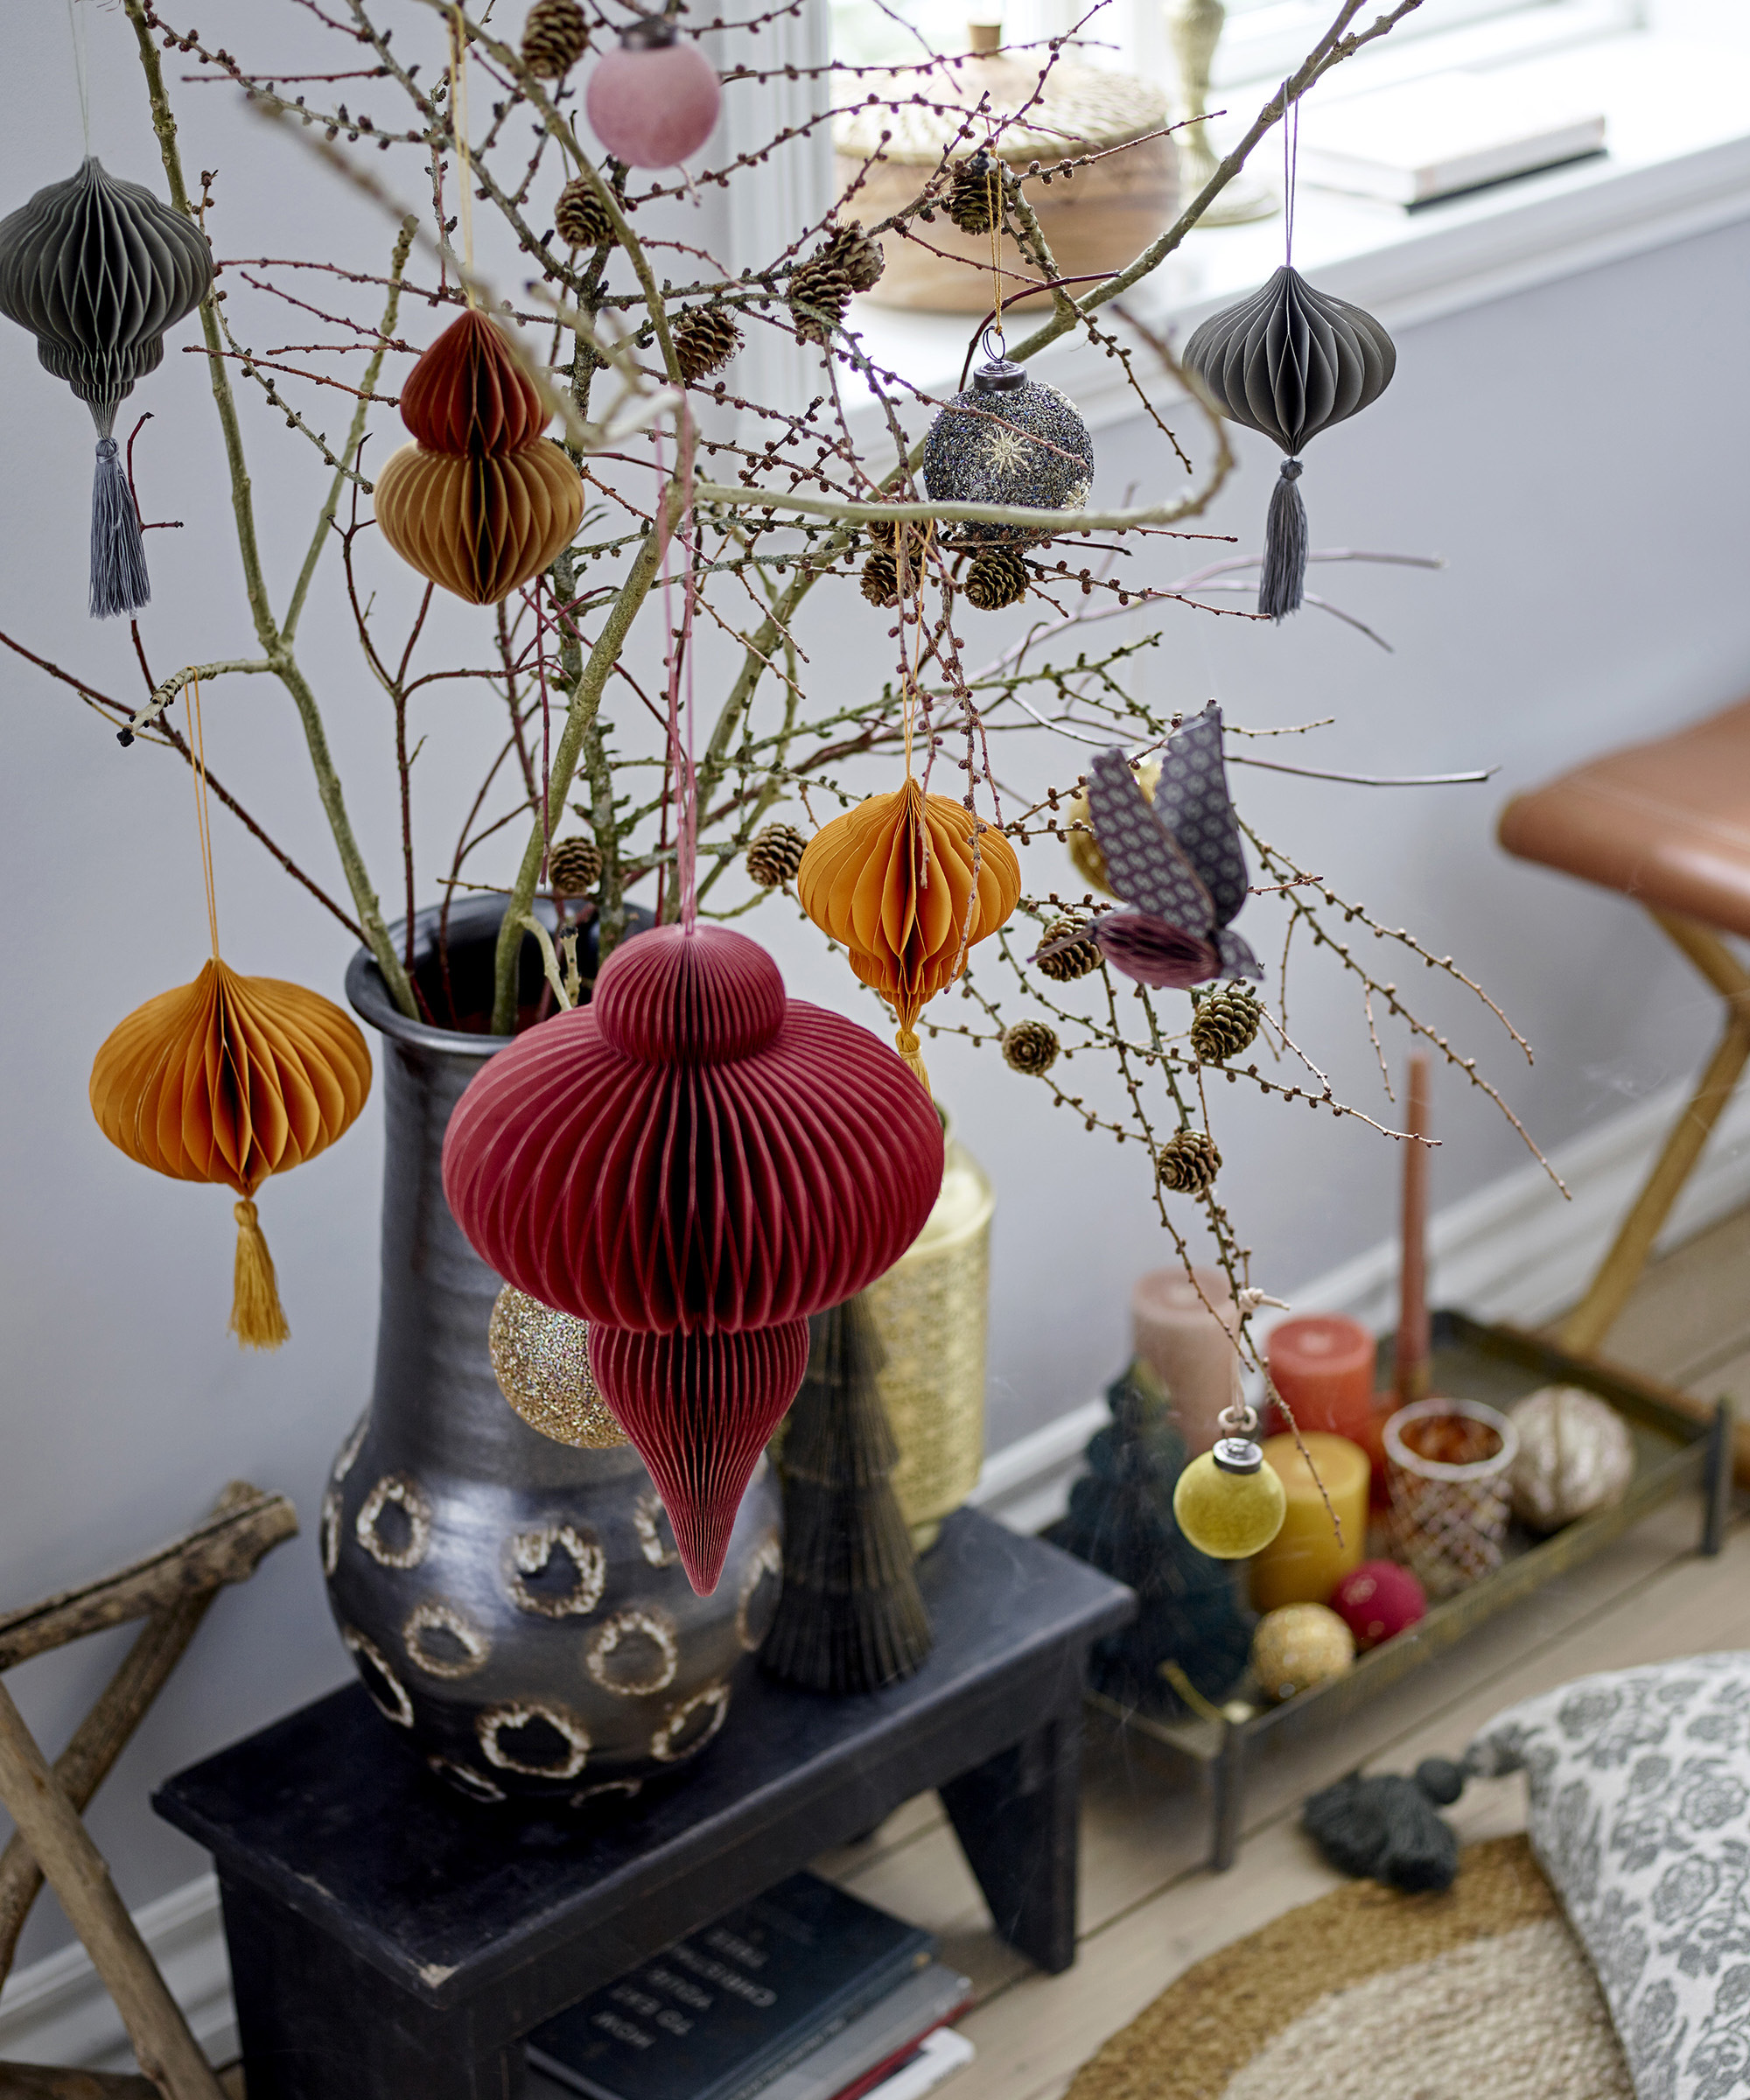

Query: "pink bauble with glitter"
left=1331, top=1559, right=1426, bottom=1650
left=585, top=24, right=722, bottom=167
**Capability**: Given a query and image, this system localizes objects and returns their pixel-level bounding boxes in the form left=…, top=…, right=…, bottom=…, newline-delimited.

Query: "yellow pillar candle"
left=1249, top=1432, right=1371, bottom=1612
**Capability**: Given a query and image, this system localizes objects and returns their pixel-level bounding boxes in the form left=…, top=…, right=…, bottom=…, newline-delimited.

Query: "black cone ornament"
left=0, top=158, right=214, bottom=619
left=1182, top=265, right=1394, bottom=620
left=922, top=356, right=1093, bottom=547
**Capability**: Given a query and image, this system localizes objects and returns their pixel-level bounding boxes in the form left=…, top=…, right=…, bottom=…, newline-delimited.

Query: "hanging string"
left=65, top=0, right=90, bottom=157
left=533, top=573, right=553, bottom=886
left=986, top=150, right=1004, bottom=358
left=1282, top=79, right=1300, bottom=269
left=654, top=409, right=700, bottom=930
left=449, top=6, right=478, bottom=305
left=186, top=674, right=221, bottom=963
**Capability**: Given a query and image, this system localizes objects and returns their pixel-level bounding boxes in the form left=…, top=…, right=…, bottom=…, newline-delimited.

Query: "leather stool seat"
left=1499, top=699, right=1750, bottom=938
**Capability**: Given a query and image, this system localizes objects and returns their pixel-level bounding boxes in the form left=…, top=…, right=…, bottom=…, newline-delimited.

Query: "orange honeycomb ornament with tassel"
left=796, top=778, right=1019, bottom=1090
left=88, top=680, right=372, bottom=1348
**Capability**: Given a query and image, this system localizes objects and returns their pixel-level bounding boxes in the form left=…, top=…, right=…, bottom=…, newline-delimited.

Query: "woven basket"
left=834, top=34, right=1176, bottom=313
left=1384, top=1397, right=1519, bottom=1599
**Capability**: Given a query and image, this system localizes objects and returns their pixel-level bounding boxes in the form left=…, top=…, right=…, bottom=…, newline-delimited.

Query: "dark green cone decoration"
left=922, top=356, right=1093, bottom=546
left=761, top=1295, right=933, bottom=1695
left=1181, top=266, right=1394, bottom=620
left=0, top=158, right=213, bottom=619
left=1052, top=1362, right=1255, bottom=1718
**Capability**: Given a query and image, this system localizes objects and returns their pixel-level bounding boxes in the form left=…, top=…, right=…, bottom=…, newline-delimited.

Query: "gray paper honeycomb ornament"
left=921, top=357, right=1093, bottom=546
left=1182, top=265, right=1394, bottom=620
left=0, top=158, right=214, bottom=619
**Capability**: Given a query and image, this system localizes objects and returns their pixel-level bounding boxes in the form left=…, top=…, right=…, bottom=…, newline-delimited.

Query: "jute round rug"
left=1065, top=1835, right=1631, bottom=2100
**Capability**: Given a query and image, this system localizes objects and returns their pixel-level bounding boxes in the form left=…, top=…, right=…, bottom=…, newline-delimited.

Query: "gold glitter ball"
left=488, top=1284, right=626, bottom=1449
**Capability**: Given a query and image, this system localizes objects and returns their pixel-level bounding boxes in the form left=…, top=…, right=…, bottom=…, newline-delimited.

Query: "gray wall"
left=2, top=7, right=1748, bottom=1967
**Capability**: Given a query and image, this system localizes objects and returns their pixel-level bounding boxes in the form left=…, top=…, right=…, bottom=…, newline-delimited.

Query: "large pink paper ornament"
left=584, top=22, right=722, bottom=168
left=442, top=921, right=943, bottom=1592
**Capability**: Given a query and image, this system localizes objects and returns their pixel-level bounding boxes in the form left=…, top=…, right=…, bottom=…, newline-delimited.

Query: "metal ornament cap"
left=971, top=358, right=1027, bottom=393
left=1212, top=1435, right=1264, bottom=1474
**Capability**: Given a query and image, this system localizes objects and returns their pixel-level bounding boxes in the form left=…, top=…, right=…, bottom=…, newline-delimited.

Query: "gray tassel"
left=1257, top=457, right=1306, bottom=621
left=89, top=430, right=150, bottom=620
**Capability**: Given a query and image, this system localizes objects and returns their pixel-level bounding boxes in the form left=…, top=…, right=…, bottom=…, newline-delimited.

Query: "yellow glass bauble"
left=487, top=1284, right=627, bottom=1449
left=1250, top=1602, right=1355, bottom=1704
left=1172, top=1446, right=1287, bottom=1558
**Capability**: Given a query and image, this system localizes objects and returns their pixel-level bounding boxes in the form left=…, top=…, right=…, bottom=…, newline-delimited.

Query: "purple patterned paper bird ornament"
left=1039, top=705, right=1264, bottom=990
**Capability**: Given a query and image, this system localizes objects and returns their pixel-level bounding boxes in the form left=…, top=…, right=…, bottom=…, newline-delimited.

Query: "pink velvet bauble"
left=585, top=29, right=722, bottom=168
left=1330, top=1559, right=1426, bottom=1650
left=591, top=1320, right=808, bottom=1596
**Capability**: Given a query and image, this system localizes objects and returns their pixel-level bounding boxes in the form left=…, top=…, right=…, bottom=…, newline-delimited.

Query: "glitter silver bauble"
left=489, top=1284, right=627, bottom=1450
left=920, top=358, right=1094, bottom=545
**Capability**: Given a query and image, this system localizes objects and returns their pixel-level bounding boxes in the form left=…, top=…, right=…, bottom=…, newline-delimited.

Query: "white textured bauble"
left=1508, top=1386, right=1634, bottom=1533
left=488, top=1284, right=627, bottom=1449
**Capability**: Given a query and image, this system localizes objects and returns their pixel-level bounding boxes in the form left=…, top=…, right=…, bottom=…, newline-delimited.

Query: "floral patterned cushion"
left=1469, top=1654, right=1750, bottom=2100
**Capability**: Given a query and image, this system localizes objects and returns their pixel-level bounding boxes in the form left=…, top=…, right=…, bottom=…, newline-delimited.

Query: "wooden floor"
left=811, top=1210, right=1750, bottom=2100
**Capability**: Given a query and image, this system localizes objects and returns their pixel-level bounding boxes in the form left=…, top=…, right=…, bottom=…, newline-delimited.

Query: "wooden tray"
left=1085, top=1310, right=1734, bottom=1869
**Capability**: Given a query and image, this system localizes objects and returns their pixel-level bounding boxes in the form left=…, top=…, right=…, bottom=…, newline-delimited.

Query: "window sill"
left=838, top=21, right=1750, bottom=447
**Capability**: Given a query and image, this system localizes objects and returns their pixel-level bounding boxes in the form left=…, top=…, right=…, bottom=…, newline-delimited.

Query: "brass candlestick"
left=1166, top=0, right=1279, bottom=226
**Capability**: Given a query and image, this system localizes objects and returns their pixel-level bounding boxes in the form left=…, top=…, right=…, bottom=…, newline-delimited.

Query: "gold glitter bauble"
left=488, top=1284, right=626, bottom=1448
left=1067, top=754, right=1159, bottom=894
left=1250, top=1602, right=1354, bottom=1704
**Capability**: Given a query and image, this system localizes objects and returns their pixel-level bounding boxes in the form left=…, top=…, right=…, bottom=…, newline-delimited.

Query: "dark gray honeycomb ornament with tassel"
left=1181, top=265, right=1394, bottom=620
left=0, top=158, right=213, bottom=620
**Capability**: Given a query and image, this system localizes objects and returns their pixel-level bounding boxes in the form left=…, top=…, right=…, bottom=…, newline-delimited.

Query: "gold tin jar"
left=864, top=1123, right=995, bottom=1551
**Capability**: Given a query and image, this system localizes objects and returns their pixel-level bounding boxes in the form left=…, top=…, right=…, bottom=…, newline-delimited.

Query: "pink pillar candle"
left=1267, top=1314, right=1377, bottom=1444
left=1131, top=1266, right=1239, bottom=1454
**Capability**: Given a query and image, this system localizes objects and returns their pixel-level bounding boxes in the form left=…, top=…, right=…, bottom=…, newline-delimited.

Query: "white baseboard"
left=6, top=1070, right=1747, bottom=2078
left=0, top=1870, right=234, bottom=2074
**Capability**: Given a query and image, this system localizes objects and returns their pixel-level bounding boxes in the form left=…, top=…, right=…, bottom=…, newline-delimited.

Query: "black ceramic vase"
left=326, top=898, right=784, bottom=1806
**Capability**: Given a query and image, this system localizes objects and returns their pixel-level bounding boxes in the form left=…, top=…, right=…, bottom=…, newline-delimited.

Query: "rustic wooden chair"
left=0, top=1485, right=296, bottom=2100
left=1500, top=697, right=1750, bottom=1480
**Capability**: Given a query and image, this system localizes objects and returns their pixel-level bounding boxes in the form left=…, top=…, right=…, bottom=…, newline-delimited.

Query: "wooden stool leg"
left=0, top=1684, right=226, bottom=2100
left=1561, top=914, right=1750, bottom=1357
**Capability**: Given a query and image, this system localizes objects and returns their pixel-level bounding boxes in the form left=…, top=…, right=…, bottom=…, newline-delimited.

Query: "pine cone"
left=947, top=150, right=1002, bottom=235
left=788, top=246, right=854, bottom=346
left=861, top=550, right=900, bottom=608
left=1035, top=914, right=1101, bottom=983
left=819, top=220, right=886, bottom=293
left=554, top=176, right=615, bottom=250
left=673, top=304, right=743, bottom=382
left=965, top=545, right=1030, bottom=612
left=746, top=822, right=808, bottom=889
left=1190, top=984, right=1261, bottom=1063
left=1002, top=1018, right=1060, bottom=1076
left=1157, top=1129, right=1222, bottom=1195
left=522, top=0, right=589, bottom=77
left=548, top=834, right=602, bottom=896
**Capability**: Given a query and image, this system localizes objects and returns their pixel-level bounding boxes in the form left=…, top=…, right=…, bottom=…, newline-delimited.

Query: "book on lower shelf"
left=527, top=1871, right=971, bottom=2100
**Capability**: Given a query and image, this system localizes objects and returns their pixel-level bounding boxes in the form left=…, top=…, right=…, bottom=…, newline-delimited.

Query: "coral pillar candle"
left=1249, top=1432, right=1370, bottom=1612
left=1131, top=1266, right=1238, bottom=1454
left=1267, top=1315, right=1377, bottom=1442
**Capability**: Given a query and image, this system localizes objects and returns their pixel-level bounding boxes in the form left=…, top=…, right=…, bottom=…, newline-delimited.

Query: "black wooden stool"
left=157, top=1511, right=1132, bottom=2100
